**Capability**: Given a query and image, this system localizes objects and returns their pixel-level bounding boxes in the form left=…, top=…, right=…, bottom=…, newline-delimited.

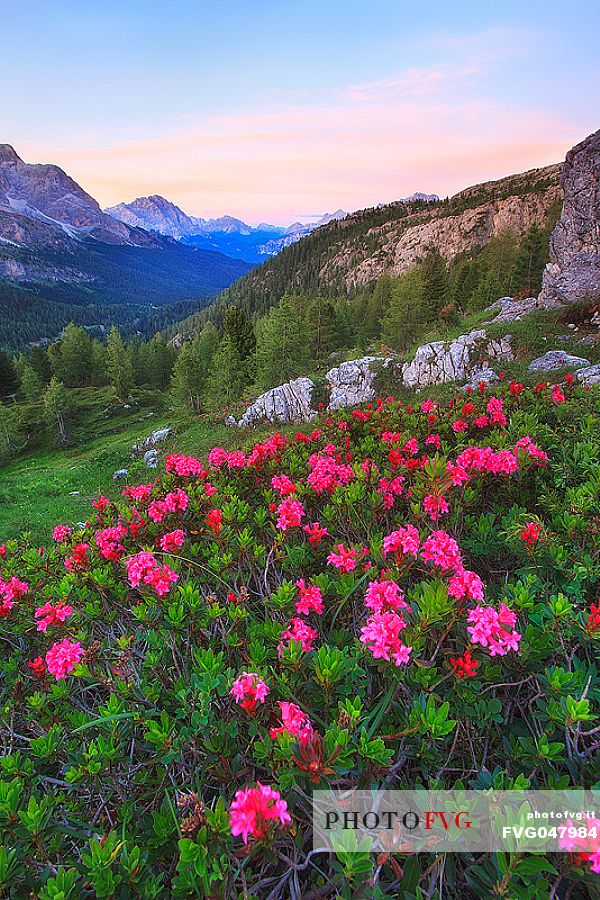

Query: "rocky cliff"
left=539, top=129, right=600, bottom=306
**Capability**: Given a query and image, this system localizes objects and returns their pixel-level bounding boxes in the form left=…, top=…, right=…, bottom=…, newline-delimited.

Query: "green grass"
left=0, top=388, right=275, bottom=543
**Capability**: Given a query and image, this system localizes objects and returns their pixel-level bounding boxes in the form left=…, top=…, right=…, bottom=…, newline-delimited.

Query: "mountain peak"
left=0, top=144, right=22, bottom=164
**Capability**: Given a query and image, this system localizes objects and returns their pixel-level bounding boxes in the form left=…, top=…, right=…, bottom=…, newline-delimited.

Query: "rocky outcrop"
left=237, top=378, right=316, bottom=427
left=486, top=296, right=546, bottom=324
left=400, top=330, right=513, bottom=389
left=539, top=129, right=600, bottom=306
left=527, top=351, right=590, bottom=373
left=133, top=427, right=173, bottom=454
left=320, top=167, right=561, bottom=290
left=327, top=357, right=389, bottom=410
left=576, top=363, right=600, bottom=385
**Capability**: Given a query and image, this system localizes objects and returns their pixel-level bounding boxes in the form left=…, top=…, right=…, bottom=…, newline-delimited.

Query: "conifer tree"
left=53, top=324, right=93, bottom=387
left=205, top=335, right=248, bottom=409
left=43, top=377, right=73, bottom=443
left=420, top=250, right=449, bottom=322
left=0, top=348, right=18, bottom=398
left=305, top=296, right=336, bottom=362
left=170, top=326, right=217, bottom=413
left=20, top=363, right=44, bottom=402
left=106, top=327, right=134, bottom=400
left=381, top=269, right=425, bottom=350
left=255, top=294, right=309, bottom=391
left=222, top=306, right=256, bottom=360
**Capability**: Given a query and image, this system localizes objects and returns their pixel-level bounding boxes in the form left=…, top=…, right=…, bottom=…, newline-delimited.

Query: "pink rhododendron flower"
left=122, top=483, right=155, bottom=503
left=92, top=495, right=110, bottom=512
left=45, top=639, right=84, bottom=680
left=208, top=447, right=228, bottom=468
left=448, top=568, right=485, bottom=602
left=423, top=494, right=450, bottom=521
left=229, top=783, right=291, bottom=844
left=551, top=384, right=565, bottom=404
left=227, top=450, right=246, bottom=468
left=421, top=400, right=435, bottom=413
left=364, top=578, right=409, bottom=613
left=126, top=551, right=158, bottom=588
left=0, top=576, right=29, bottom=603
left=420, top=530, right=462, bottom=571
left=295, top=579, right=324, bottom=615
left=205, top=509, right=223, bottom=534
left=144, top=564, right=178, bottom=597
left=270, top=702, right=314, bottom=742
left=486, top=397, right=506, bottom=426
left=276, top=497, right=305, bottom=531
left=425, top=434, right=441, bottom=449
left=467, top=603, right=521, bottom=656
left=230, top=672, right=269, bottom=714
left=303, top=521, right=329, bottom=546
left=166, top=453, right=207, bottom=477
left=450, top=649, right=479, bottom=679
left=278, top=618, right=318, bottom=656
left=327, top=544, right=362, bottom=573
left=35, top=600, right=73, bottom=633
left=28, top=657, right=47, bottom=677
left=452, top=419, right=469, bottom=433
left=95, top=525, right=128, bottom=561
left=521, top=522, right=541, bottom=545
left=52, top=524, right=72, bottom=542
left=159, top=529, right=186, bottom=553
left=271, top=474, right=297, bottom=496
left=557, top=814, right=600, bottom=875
left=360, top=610, right=412, bottom=666
left=383, top=524, right=420, bottom=558
left=307, top=453, right=354, bottom=493
left=65, top=542, right=89, bottom=572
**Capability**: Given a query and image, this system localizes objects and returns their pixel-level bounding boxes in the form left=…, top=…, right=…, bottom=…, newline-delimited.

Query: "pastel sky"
left=2, top=0, right=599, bottom=225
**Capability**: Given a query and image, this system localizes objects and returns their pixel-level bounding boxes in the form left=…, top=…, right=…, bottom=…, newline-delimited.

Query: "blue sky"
left=2, top=0, right=599, bottom=223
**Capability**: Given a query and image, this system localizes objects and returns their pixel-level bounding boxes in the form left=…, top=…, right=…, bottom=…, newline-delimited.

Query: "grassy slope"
left=0, top=389, right=275, bottom=543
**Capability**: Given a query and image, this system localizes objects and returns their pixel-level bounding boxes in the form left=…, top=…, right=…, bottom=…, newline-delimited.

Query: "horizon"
left=2, top=0, right=600, bottom=225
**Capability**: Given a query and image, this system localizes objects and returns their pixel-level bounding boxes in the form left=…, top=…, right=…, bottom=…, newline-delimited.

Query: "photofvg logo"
left=311, top=790, right=600, bottom=854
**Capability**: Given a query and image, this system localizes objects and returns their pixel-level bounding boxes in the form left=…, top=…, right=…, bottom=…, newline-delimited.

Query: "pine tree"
left=381, top=269, right=425, bottom=350
left=106, top=327, right=134, bottom=400
left=28, top=347, right=52, bottom=384
left=53, top=324, right=93, bottom=387
left=305, top=296, right=336, bottom=362
left=170, top=326, right=217, bottom=413
left=513, top=225, right=548, bottom=296
left=255, top=294, right=309, bottom=391
left=420, top=250, right=449, bottom=322
left=205, top=335, right=248, bottom=409
left=20, top=363, right=44, bottom=402
left=0, top=349, right=18, bottom=399
left=43, top=377, right=73, bottom=443
left=222, top=306, right=256, bottom=360
left=0, top=403, right=21, bottom=463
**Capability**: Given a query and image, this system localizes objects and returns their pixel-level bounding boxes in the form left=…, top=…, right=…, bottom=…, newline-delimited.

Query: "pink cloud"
left=17, top=65, right=582, bottom=224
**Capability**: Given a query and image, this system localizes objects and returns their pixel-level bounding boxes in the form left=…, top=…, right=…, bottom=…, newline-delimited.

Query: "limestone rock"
left=527, top=351, right=590, bottom=373
left=539, top=129, right=600, bottom=306
left=461, top=368, right=499, bottom=390
left=237, top=377, right=316, bottom=427
left=486, top=295, right=545, bottom=323
left=133, top=427, right=173, bottom=454
left=113, top=469, right=129, bottom=481
left=401, top=330, right=512, bottom=389
left=144, top=450, right=159, bottom=468
left=575, top=363, right=600, bottom=385
left=327, top=357, right=389, bottom=410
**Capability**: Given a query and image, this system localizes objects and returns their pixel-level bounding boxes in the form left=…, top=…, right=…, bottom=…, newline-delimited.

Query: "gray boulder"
left=575, top=363, right=600, bottom=385
left=237, top=377, right=316, bottom=427
left=144, top=449, right=159, bottom=468
left=486, top=295, right=544, bottom=323
left=401, top=330, right=512, bottom=389
left=327, top=357, right=389, bottom=410
left=527, top=350, right=590, bottom=373
left=539, top=129, right=600, bottom=307
left=113, top=468, right=129, bottom=481
left=133, top=426, right=173, bottom=454
left=461, top=367, right=499, bottom=391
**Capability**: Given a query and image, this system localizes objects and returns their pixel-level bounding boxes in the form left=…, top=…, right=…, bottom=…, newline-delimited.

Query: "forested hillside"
left=175, top=164, right=561, bottom=333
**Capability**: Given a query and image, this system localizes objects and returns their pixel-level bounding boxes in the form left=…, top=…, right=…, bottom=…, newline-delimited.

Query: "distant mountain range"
left=105, top=196, right=348, bottom=263
left=0, top=145, right=250, bottom=348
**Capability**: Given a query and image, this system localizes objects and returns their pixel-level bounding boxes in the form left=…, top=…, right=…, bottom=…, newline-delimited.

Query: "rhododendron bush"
left=1, top=379, right=599, bottom=897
